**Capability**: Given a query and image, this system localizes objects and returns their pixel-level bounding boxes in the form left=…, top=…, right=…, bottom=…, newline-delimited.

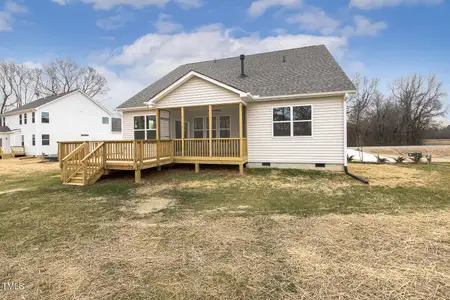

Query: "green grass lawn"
left=0, top=162, right=449, bottom=299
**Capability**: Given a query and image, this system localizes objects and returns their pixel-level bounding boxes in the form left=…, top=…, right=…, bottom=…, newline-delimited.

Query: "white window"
left=42, top=134, right=50, bottom=146
left=206, top=116, right=217, bottom=138
left=24, top=113, right=27, bottom=124
left=102, top=117, right=109, bottom=124
left=193, top=117, right=204, bottom=138
left=19, top=114, right=22, bottom=125
left=32, top=112, right=35, bottom=123
left=219, top=116, right=231, bottom=138
left=0, top=117, right=5, bottom=126
left=41, top=112, right=50, bottom=123
left=273, top=105, right=312, bottom=137
left=32, top=134, right=35, bottom=146
left=21, top=135, right=24, bottom=147
left=134, top=115, right=156, bottom=140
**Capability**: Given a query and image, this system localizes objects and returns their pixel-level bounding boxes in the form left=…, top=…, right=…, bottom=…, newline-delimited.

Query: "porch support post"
left=156, top=109, right=160, bottom=167
left=181, top=107, right=185, bottom=157
left=209, top=105, right=213, bottom=157
left=239, top=103, right=243, bottom=159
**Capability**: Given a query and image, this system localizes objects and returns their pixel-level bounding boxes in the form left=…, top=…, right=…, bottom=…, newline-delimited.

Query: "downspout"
left=343, top=94, right=369, bottom=184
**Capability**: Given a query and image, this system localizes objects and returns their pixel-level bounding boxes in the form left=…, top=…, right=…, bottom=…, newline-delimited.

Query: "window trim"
left=41, top=112, right=50, bottom=124
left=219, top=115, right=232, bottom=138
left=42, top=134, right=50, bottom=146
left=272, top=104, right=313, bottom=138
left=133, top=114, right=157, bottom=140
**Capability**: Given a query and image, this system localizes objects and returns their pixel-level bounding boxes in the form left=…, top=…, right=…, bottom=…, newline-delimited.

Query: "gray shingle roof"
left=0, top=126, right=12, bottom=133
left=3, top=90, right=77, bottom=115
left=117, top=45, right=355, bottom=109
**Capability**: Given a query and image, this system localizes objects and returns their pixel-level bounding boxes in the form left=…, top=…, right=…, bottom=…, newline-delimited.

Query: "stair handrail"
left=81, top=142, right=105, bottom=185
left=61, top=142, right=87, bottom=183
left=62, top=142, right=87, bottom=162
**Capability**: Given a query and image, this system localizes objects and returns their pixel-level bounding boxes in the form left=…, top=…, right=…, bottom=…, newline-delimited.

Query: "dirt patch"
left=349, top=164, right=438, bottom=187
left=0, top=157, right=59, bottom=176
left=136, top=197, right=175, bottom=214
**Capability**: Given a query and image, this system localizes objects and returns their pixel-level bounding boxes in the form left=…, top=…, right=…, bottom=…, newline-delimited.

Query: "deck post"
left=209, top=105, right=213, bottom=157
left=181, top=107, right=185, bottom=157
left=133, top=140, right=138, bottom=170
left=195, top=163, right=200, bottom=173
left=239, top=163, right=244, bottom=175
left=135, top=170, right=141, bottom=183
left=156, top=109, right=160, bottom=167
left=239, top=103, right=243, bottom=159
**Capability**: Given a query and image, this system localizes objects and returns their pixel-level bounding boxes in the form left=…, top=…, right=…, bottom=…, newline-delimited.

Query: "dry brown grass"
left=363, top=147, right=450, bottom=163
left=0, top=157, right=59, bottom=176
left=1, top=210, right=449, bottom=299
left=348, top=164, right=440, bottom=187
left=423, top=139, right=450, bottom=146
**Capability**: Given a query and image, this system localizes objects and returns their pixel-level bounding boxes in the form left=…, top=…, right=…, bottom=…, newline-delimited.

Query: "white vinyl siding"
left=154, top=77, right=243, bottom=108
left=248, top=97, right=345, bottom=165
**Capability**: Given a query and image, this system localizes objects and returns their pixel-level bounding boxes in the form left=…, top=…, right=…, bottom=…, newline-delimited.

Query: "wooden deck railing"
left=10, top=146, right=25, bottom=157
left=81, top=142, right=105, bottom=185
left=62, top=142, right=87, bottom=183
left=172, top=138, right=244, bottom=158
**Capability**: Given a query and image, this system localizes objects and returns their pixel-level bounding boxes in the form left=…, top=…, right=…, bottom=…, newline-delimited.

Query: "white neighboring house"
left=0, top=90, right=122, bottom=157
left=116, top=45, right=356, bottom=171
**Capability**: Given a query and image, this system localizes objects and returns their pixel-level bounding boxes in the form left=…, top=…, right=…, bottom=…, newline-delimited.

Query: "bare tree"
left=390, top=74, right=447, bottom=145
left=9, top=64, right=39, bottom=107
left=0, top=62, right=14, bottom=114
left=347, top=75, right=380, bottom=157
left=36, top=58, right=108, bottom=98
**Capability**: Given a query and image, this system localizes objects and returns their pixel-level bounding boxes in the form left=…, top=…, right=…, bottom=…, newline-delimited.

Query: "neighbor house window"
left=42, top=134, right=50, bottom=146
left=24, top=113, right=27, bottom=124
left=32, top=112, right=35, bottom=123
left=102, top=117, right=109, bottom=124
left=19, top=114, right=22, bottom=125
left=0, top=117, right=4, bottom=126
left=193, top=117, right=204, bottom=138
left=41, top=112, right=50, bottom=123
left=21, top=135, right=24, bottom=147
left=219, top=116, right=231, bottom=138
left=133, top=115, right=156, bottom=140
left=273, top=105, right=312, bottom=137
left=32, top=134, right=35, bottom=146
left=206, top=116, right=217, bottom=138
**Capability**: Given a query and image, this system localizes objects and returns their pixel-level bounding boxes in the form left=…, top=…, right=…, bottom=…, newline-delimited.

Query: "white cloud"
left=154, top=13, right=183, bottom=34
left=341, top=15, right=387, bottom=36
left=0, top=1, right=28, bottom=31
left=52, top=0, right=203, bottom=10
left=97, top=8, right=134, bottom=30
left=349, top=0, right=443, bottom=10
left=288, top=8, right=386, bottom=37
left=248, top=0, right=302, bottom=17
left=287, top=7, right=340, bottom=35
left=89, top=24, right=348, bottom=108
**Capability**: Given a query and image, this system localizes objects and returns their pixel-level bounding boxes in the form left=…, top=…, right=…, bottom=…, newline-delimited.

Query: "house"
left=0, top=90, right=122, bottom=158
left=58, top=45, right=355, bottom=186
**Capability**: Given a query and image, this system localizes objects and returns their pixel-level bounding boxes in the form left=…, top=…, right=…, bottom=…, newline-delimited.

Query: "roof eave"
left=247, top=90, right=356, bottom=102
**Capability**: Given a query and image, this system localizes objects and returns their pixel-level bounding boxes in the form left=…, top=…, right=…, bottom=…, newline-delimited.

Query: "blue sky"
left=0, top=0, right=449, bottom=122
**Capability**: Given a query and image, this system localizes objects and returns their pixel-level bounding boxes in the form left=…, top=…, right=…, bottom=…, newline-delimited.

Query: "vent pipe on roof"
left=240, top=54, right=246, bottom=77
left=282, top=55, right=286, bottom=63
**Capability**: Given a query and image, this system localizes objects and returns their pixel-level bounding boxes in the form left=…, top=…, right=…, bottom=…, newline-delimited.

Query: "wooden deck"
left=59, top=139, right=248, bottom=186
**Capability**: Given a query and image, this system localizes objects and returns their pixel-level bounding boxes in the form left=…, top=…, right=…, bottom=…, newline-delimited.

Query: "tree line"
left=347, top=74, right=448, bottom=146
left=0, top=58, right=108, bottom=114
